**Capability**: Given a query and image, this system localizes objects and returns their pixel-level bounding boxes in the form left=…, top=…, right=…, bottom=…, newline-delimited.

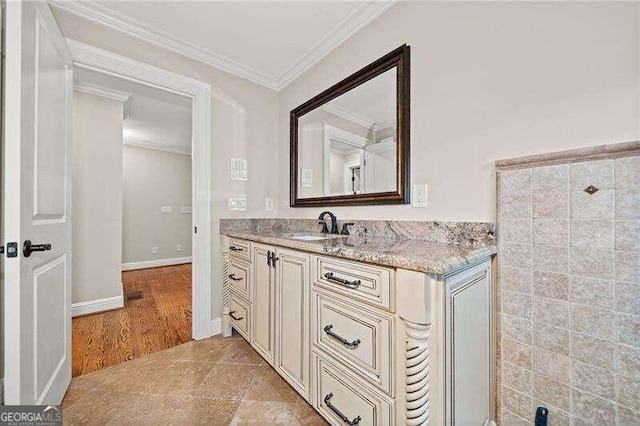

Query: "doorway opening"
left=70, top=67, right=195, bottom=377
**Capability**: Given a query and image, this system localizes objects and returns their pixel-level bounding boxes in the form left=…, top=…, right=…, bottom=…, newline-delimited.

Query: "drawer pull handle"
left=323, top=324, right=361, bottom=349
left=324, top=272, right=361, bottom=289
left=229, top=311, right=243, bottom=321
left=324, top=393, right=361, bottom=425
left=228, top=274, right=243, bottom=281
left=229, top=246, right=244, bottom=252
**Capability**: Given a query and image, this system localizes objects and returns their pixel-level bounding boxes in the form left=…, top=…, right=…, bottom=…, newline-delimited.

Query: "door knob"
left=23, top=240, right=52, bottom=257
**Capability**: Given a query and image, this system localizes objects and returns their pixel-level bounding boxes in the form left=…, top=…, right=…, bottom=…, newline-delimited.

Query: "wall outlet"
left=181, top=206, right=192, bottom=214
left=228, top=197, right=247, bottom=211
left=411, top=184, right=428, bottom=208
left=151, top=246, right=158, bottom=254
left=161, top=206, right=173, bottom=214
left=176, top=244, right=182, bottom=252
left=265, top=198, right=274, bottom=211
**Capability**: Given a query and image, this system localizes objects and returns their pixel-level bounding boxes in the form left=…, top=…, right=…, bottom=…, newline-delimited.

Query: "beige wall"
left=122, top=146, right=192, bottom=264
left=72, top=91, right=124, bottom=304
left=53, top=8, right=280, bottom=319
left=55, top=2, right=639, bottom=321
left=279, top=1, right=640, bottom=221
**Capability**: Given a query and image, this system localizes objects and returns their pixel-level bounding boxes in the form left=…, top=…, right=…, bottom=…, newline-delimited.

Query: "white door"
left=3, top=2, right=73, bottom=404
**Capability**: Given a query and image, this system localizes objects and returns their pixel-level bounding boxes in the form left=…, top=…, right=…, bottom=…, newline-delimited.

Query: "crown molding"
left=74, top=81, right=133, bottom=118
left=373, top=118, right=396, bottom=131
left=276, top=1, right=396, bottom=89
left=74, top=81, right=131, bottom=102
left=50, top=0, right=396, bottom=91
left=323, top=102, right=375, bottom=129
left=51, top=0, right=280, bottom=89
left=123, top=136, right=191, bottom=156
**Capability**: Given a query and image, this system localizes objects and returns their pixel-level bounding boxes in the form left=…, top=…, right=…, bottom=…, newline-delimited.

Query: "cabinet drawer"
left=228, top=238, right=250, bottom=261
left=313, top=353, right=393, bottom=426
left=229, top=295, right=250, bottom=340
left=314, top=255, right=394, bottom=311
left=313, top=291, right=393, bottom=395
left=228, top=257, right=251, bottom=300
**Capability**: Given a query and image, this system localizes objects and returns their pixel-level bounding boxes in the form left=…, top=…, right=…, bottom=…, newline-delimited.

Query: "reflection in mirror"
left=297, top=67, right=397, bottom=199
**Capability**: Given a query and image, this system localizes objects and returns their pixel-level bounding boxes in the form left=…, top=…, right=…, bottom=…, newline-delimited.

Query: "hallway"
left=72, top=264, right=192, bottom=376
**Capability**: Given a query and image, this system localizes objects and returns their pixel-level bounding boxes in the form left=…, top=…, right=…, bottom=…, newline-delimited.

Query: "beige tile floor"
left=62, top=332, right=327, bottom=425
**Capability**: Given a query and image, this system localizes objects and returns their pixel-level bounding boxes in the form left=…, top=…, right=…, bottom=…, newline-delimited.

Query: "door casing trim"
left=67, top=38, right=213, bottom=340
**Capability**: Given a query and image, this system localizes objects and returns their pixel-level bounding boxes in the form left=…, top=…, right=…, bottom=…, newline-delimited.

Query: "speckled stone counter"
left=220, top=219, right=497, bottom=276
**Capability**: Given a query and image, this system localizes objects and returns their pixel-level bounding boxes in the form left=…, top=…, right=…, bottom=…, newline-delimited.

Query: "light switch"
left=161, top=206, right=173, bottom=214
left=230, top=158, right=248, bottom=181
left=151, top=246, right=158, bottom=254
left=181, top=206, right=192, bottom=214
left=176, top=244, right=182, bottom=252
left=265, top=198, right=274, bottom=211
left=228, top=197, right=247, bottom=211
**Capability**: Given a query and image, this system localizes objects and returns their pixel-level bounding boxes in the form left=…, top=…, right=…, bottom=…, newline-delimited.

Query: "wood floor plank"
left=72, top=263, right=192, bottom=377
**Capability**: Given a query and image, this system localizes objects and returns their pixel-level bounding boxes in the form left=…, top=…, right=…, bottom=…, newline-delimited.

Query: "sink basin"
left=283, top=232, right=344, bottom=241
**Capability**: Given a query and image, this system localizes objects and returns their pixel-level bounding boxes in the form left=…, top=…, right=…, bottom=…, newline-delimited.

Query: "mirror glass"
left=297, top=67, right=397, bottom=198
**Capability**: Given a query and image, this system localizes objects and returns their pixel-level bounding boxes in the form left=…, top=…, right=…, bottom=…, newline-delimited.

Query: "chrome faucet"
left=318, top=211, right=338, bottom=234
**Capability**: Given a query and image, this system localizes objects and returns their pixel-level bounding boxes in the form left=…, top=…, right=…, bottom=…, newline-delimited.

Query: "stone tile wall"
left=497, top=155, right=640, bottom=425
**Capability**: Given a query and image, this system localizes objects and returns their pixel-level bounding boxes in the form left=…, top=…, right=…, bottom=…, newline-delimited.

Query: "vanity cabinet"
left=222, top=236, right=495, bottom=426
left=240, top=242, right=311, bottom=398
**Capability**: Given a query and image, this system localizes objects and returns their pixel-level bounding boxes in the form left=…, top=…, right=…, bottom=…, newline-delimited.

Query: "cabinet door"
left=275, top=248, right=310, bottom=400
left=252, top=243, right=275, bottom=364
left=445, top=261, right=492, bottom=425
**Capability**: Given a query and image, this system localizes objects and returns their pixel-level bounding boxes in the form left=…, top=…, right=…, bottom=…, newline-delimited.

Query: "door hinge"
left=194, top=226, right=197, bottom=234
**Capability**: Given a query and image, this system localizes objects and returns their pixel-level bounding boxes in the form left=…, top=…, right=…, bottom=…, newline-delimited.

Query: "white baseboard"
left=122, top=256, right=192, bottom=271
left=72, top=295, right=124, bottom=317
left=211, top=317, right=222, bottom=336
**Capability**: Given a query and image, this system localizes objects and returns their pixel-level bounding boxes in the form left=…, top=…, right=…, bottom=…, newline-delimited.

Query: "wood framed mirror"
left=290, top=45, right=410, bottom=207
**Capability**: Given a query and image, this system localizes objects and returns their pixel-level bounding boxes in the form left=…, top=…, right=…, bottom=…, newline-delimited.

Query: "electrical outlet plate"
left=151, top=246, right=158, bottom=254
left=161, top=206, right=173, bottom=214
left=181, top=206, right=192, bottom=214
left=300, top=169, right=313, bottom=187
left=411, top=184, right=428, bottom=208
left=265, top=198, right=274, bottom=211
left=176, top=244, right=182, bottom=252
left=228, top=197, right=247, bottom=211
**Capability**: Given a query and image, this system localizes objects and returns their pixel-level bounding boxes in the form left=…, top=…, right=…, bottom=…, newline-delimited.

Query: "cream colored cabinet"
left=252, top=243, right=276, bottom=365
left=275, top=248, right=310, bottom=400
left=223, top=235, right=495, bottom=426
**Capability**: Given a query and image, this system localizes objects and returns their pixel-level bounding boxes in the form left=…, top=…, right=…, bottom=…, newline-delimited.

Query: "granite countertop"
left=221, top=229, right=497, bottom=276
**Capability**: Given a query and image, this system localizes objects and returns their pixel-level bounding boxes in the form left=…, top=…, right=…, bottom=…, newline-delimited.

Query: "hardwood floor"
left=72, top=263, right=192, bottom=377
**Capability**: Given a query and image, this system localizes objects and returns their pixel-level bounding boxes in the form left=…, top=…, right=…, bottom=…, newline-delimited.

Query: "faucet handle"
left=340, top=223, right=355, bottom=236
left=318, top=221, right=329, bottom=234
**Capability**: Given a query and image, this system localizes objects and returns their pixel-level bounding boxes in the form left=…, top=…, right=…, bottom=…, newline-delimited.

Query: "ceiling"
left=51, top=0, right=395, bottom=90
left=74, top=68, right=193, bottom=155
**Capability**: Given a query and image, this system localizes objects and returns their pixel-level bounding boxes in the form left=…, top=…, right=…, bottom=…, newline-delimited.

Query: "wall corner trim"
left=121, top=257, right=192, bottom=271
left=71, top=295, right=124, bottom=317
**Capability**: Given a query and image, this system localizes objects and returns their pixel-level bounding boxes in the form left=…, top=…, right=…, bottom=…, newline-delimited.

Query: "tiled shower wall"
left=497, top=153, right=640, bottom=424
